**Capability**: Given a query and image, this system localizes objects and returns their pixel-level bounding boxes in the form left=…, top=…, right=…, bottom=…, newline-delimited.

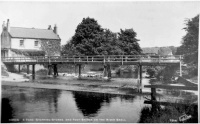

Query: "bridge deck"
left=2, top=55, right=181, bottom=65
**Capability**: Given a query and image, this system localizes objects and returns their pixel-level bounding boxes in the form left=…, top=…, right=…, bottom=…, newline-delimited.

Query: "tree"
left=62, top=18, right=142, bottom=56
left=176, top=15, right=199, bottom=76
left=95, top=29, right=123, bottom=55
left=146, top=68, right=156, bottom=78
left=158, top=47, right=172, bottom=56
left=61, top=41, right=79, bottom=56
left=176, top=15, right=199, bottom=64
left=118, top=29, right=142, bottom=55
left=71, top=17, right=104, bottom=55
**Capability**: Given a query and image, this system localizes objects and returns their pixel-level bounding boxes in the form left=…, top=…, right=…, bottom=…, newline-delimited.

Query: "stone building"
left=1, top=19, right=61, bottom=72
left=1, top=19, right=61, bottom=57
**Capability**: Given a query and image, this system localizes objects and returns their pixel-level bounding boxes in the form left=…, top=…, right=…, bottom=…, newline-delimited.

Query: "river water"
left=1, top=72, right=198, bottom=123
left=2, top=85, right=148, bottom=123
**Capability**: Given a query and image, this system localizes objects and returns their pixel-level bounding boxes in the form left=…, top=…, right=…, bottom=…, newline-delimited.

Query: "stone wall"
left=40, top=39, right=61, bottom=56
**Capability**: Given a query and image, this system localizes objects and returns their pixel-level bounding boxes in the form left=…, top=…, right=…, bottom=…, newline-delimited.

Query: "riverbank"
left=1, top=72, right=147, bottom=96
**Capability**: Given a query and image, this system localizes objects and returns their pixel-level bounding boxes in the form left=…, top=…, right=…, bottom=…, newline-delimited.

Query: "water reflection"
left=1, top=98, right=14, bottom=123
left=72, top=91, right=137, bottom=118
left=113, top=72, right=137, bottom=78
left=139, top=103, right=198, bottom=123
left=2, top=85, right=196, bottom=123
left=72, top=92, right=113, bottom=117
left=33, top=89, right=60, bottom=113
left=1, top=86, right=61, bottom=122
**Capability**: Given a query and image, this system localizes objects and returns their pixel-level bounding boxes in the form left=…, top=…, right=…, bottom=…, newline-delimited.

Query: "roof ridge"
left=11, top=27, right=51, bottom=30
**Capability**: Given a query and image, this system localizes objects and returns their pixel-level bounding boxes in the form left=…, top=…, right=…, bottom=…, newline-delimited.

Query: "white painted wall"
left=11, top=38, right=41, bottom=50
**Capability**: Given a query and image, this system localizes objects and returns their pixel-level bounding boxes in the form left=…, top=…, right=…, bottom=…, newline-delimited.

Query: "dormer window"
left=20, top=40, right=24, bottom=47
left=35, top=41, right=39, bottom=47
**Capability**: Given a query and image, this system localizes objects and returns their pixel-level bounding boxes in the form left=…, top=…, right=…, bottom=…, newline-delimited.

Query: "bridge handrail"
left=1, top=55, right=182, bottom=63
left=1, top=55, right=182, bottom=59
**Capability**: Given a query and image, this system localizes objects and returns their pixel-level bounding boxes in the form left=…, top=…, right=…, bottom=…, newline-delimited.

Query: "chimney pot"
left=48, top=25, right=52, bottom=30
left=7, top=19, right=10, bottom=32
left=53, top=24, right=57, bottom=34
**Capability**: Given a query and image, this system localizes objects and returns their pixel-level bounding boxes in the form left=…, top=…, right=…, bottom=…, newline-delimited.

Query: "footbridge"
left=2, top=55, right=183, bottom=81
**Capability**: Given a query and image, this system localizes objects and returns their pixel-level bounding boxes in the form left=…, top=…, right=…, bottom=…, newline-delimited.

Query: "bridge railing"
left=1, top=55, right=182, bottom=63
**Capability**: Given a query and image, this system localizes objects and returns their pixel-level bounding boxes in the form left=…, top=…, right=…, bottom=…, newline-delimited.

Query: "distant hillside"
left=142, top=46, right=177, bottom=55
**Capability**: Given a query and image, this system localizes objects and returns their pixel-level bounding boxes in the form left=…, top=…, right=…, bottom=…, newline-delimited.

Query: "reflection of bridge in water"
left=2, top=55, right=182, bottom=82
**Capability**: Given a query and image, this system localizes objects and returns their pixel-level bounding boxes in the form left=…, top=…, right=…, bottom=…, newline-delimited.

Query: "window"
left=47, top=41, right=52, bottom=48
left=35, top=41, right=39, bottom=47
left=20, top=40, right=24, bottom=47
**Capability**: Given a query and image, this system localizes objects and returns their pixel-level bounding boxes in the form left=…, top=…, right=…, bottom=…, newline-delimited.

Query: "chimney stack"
left=53, top=24, right=57, bottom=34
left=7, top=19, right=10, bottom=32
left=48, top=25, right=52, bottom=30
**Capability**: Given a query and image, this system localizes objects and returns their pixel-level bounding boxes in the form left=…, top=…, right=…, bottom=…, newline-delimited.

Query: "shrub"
left=36, top=69, right=48, bottom=75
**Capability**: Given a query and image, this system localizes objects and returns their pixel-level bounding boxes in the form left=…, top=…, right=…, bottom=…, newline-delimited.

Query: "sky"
left=0, top=1, right=199, bottom=47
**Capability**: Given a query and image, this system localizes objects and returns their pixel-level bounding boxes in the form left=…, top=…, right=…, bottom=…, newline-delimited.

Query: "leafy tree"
left=118, top=29, right=142, bottom=55
left=176, top=15, right=199, bottom=76
left=95, top=29, right=123, bottom=55
left=156, top=65, right=179, bottom=82
left=176, top=15, right=199, bottom=64
left=158, top=47, right=172, bottom=56
left=71, top=17, right=104, bottom=55
left=62, top=18, right=142, bottom=56
left=61, top=41, right=79, bottom=56
left=168, top=46, right=177, bottom=55
left=146, top=68, right=156, bottom=78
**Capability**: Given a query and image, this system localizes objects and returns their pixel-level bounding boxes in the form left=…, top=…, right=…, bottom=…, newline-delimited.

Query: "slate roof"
left=9, top=27, right=60, bottom=40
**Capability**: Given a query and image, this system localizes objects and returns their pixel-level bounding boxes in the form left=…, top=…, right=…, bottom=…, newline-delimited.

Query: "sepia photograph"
left=0, top=1, right=199, bottom=123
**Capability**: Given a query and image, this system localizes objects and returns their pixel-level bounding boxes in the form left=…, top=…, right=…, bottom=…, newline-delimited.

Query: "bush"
left=146, top=68, right=156, bottom=78
left=36, top=69, right=48, bottom=75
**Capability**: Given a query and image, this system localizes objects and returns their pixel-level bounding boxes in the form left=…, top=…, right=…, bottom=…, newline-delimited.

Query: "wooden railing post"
left=180, top=55, right=182, bottom=77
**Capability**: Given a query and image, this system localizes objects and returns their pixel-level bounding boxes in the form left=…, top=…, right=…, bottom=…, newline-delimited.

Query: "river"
left=1, top=72, right=198, bottom=123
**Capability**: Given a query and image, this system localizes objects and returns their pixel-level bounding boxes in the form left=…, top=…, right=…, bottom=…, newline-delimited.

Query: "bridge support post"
left=107, top=64, right=111, bottom=79
left=48, top=65, right=52, bottom=75
left=180, top=61, right=182, bottom=77
left=78, top=64, right=81, bottom=78
left=151, top=88, right=156, bottom=100
left=103, top=64, right=111, bottom=79
left=32, top=64, right=35, bottom=80
left=103, top=65, right=107, bottom=77
left=27, top=65, right=29, bottom=74
left=53, top=64, right=58, bottom=77
left=18, top=64, right=21, bottom=73
left=138, top=65, right=142, bottom=84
